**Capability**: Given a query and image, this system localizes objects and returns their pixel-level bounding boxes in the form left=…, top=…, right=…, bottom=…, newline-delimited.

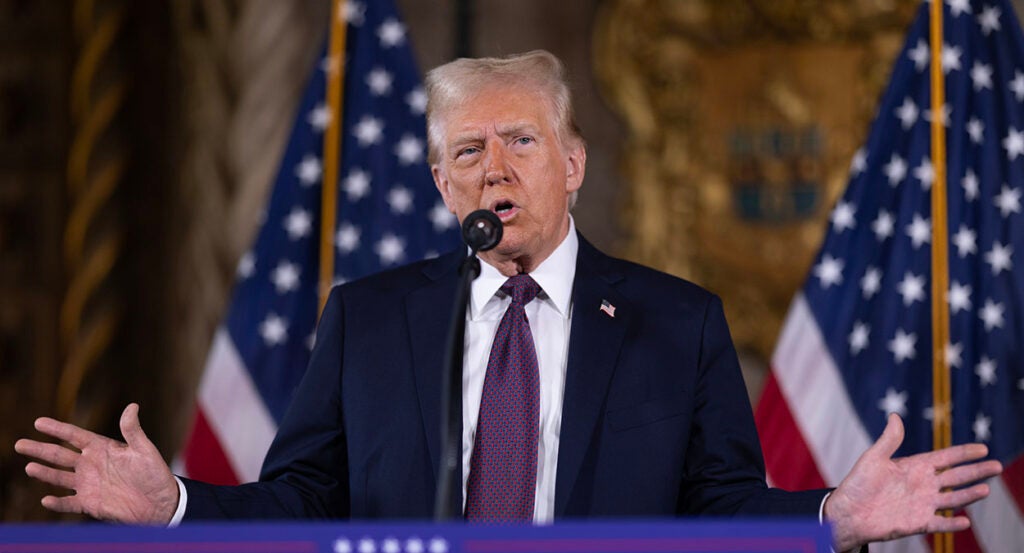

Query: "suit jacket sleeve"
left=678, top=294, right=828, bottom=516
left=181, top=287, right=350, bottom=520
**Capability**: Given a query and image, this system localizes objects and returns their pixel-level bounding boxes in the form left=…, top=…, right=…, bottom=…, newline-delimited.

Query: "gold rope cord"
left=928, top=0, right=952, bottom=550
left=319, top=0, right=348, bottom=316
left=58, top=0, right=127, bottom=424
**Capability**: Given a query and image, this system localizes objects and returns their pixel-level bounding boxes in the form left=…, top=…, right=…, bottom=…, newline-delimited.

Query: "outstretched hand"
left=825, top=413, right=1003, bottom=551
left=14, top=403, right=179, bottom=524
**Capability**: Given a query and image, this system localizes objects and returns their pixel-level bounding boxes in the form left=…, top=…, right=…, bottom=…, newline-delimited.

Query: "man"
left=16, top=51, right=1001, bottom=551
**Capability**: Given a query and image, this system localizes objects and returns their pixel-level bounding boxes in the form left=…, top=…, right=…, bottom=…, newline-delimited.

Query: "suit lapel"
left=554, top=236, right=630, bottom=516
left=405, top=251, right=461, bottom=511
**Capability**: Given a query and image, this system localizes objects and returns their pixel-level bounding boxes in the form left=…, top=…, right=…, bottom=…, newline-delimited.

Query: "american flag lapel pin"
left=600, top=299, right=616, bottom=318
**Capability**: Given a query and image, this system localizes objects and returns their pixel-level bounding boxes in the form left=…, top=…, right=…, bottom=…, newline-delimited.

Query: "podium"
left=0, top=520, right=832, bottom=552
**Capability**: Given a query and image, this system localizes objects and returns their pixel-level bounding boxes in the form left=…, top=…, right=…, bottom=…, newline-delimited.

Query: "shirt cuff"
left=168, top=476, right=188, bottom=527
left=819, top=491, right=830, bottom=524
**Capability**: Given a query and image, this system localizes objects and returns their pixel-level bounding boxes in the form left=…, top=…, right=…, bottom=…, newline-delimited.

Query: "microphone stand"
left=434, top=249, right=480, bottom=521
left=434, top=210, right=500, bottom=521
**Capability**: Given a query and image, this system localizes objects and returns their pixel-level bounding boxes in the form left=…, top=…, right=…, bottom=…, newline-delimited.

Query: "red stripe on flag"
left=754, top=372, right=827, bottom=490
left=182, top=407, right=241, bottom=486
left=1001, top=454, right=1024, bottom=516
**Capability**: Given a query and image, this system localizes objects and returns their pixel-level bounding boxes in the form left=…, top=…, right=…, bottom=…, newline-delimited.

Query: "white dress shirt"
left=462, top=219, right=578, bottom=523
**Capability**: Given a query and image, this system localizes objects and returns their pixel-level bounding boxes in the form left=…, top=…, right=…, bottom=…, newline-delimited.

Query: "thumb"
left=871, top=412, right=905, bottom=459
left=119, top=403, right=151, bottom=450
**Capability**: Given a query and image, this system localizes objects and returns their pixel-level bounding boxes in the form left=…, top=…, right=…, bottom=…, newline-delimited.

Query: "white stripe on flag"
left=771, top=294, right=873, bottom=485
left=198, top=327, right=278, bottom=483
left=967, top=475, right=1024, bottom=552
left=773, top=295, right=968, bottom=553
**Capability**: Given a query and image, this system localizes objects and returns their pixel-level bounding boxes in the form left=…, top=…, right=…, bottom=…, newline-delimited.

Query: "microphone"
left=461, top=209, right=503, bottom=252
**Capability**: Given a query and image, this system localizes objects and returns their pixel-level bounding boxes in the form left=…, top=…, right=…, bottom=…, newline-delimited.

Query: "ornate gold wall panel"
left=594, top=0, right=918, bottom=360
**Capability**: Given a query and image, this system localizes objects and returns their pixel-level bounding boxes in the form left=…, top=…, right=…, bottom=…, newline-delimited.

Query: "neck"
left=479, top=218, right=572, bottom=277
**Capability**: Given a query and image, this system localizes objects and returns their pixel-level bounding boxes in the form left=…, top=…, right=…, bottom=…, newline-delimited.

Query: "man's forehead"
left=441, top=88, right=555, bottom=136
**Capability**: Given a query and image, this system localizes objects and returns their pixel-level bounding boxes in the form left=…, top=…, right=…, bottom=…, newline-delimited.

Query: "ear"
left=432, top=164, right=456, bottom=214
left=564, top=143, right=586, bottom=194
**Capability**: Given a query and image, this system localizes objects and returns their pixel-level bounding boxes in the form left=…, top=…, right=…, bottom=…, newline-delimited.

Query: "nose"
left=483, top=145, right=511, bottom=185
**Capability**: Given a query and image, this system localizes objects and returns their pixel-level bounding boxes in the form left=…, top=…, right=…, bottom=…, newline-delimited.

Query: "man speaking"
left=15, top=51, right=1001, bottom=552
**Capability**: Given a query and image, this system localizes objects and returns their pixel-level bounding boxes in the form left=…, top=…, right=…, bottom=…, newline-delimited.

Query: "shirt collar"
left=470, top=216, right=578, bottom=318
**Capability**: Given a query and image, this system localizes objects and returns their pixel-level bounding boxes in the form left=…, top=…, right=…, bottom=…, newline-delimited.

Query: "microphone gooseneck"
left=461, top=209, right=503, bottom=252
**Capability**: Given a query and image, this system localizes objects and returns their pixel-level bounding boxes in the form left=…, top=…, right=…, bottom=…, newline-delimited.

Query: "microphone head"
left=461, top=209, right=503, bottom=252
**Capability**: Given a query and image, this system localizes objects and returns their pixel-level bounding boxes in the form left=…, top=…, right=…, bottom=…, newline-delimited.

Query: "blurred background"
left=1, top=0, right=1020, bottom=522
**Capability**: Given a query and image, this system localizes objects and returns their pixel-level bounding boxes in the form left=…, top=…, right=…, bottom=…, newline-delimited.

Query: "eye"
left=514, top=136, right=534, bottom=146
left=456, top=146, right=480, bottom=158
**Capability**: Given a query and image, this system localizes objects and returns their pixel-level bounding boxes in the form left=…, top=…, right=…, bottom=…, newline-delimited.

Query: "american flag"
left=177, top=0, right=459, bottom=486
left=756, top=0, right=1024, bottom=551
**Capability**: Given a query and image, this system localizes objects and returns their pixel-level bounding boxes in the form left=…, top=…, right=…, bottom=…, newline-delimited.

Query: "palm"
left=825, top=414, right=1002, bottom=551
left=15, top=403, right=179, bottom=524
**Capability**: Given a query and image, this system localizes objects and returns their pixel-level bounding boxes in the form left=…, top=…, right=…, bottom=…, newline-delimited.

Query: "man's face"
left=431, top=84, right=585, bottom=273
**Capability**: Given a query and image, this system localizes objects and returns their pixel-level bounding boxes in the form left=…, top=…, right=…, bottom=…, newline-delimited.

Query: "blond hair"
left=424, top=50, right=584, bottom=165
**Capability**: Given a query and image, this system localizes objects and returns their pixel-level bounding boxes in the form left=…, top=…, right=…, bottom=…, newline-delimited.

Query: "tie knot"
left=501, top=274, right=540, bottom=307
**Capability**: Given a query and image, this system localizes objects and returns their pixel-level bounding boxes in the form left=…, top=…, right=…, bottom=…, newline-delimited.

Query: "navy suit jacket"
left=182, top=233, right=828, bottom=519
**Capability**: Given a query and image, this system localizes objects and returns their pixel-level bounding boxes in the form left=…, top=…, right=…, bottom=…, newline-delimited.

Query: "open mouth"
left=494, top=201, right=515, bottom=215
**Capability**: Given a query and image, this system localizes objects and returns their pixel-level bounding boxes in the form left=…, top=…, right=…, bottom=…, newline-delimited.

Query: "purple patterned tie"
left=465, top=274, right=541, bottom=522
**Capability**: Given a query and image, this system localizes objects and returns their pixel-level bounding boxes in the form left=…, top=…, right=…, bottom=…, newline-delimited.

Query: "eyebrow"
left=447, top=122, right=541, bottom=147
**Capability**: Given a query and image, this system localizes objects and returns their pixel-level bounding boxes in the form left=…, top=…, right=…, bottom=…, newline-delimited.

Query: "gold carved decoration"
left=594, top=0, right=919, bottom=360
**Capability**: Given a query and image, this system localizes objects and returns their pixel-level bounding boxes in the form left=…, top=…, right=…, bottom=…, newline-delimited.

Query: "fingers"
left=926, top=513, right=972, bottom=534
left=938, top=460, right=1003, bottom=489
left=40, top=495, right=83, bottom=515
left=119, top=403, right=151, bottom=451
left=915, top=442, right=990, bottom=469
left=25, top=462, right=76, bottom=490
left=33, top=417, right=95, bottom=450
left=934, top=483, right=991, bottom=511
left=871, top=413, right=905, bottom=459
left=14, top=439, right=79, bottom=468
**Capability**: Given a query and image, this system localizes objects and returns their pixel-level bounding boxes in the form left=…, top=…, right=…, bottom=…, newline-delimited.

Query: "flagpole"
left=928, top=0, right=953, bottom=550
left=319, top=0, right=348, bottom=316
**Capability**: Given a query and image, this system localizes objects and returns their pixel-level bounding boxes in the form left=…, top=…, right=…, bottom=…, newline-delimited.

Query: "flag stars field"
left=813, top=254, right=843, bottom=288
left=830, top=201, right=856, bottom=232
left=336, top=223, right=361, bottom=254
left=270, top=261, right=301, bottom=294
left=973, top=413, right=992, bottom=442
left=895, top=97, right=918, bottom=129
left=1010, top=71, right=1024, bottom=100
left=387, top=186, right=414, bottom=214
left=962, top=168, right=980, bottom=199
left=295, top=154, right=323, bottom=186
left=871, top=211, right=895, bottom=241
left=377, top=18, right=406, bottom=48
left=979, top=298, right=1005, bottom=331
left=984, top=242, right=1012, bottom=274
left=878, top=387, right=909, bottom=417
left=994, top=184, right=1021, bottom=216
left=353, top=116, right=385, bottom=147
left=884, top=154, right=908, bottom=185
left=948, top=281, right=972, bottom=313
left=343, top=168, right=372, bottom=200
left=283, top=208, right=313, bottom=240
left=966, top=118, right=984, bottom=143
left=888, top=329, right=917, bottom=364
left=897, top=271, right=926, bottom=306
left=913, top=158, right=934, bottom=189
left=909, top=39, right=929, bottom=70
left=848, top=322, right=870, bottom=355
left=259, top=314, right=288, bottom=347
left=429, top=201, right=457, bottom=232
left=367, top=67, right=394, bottom=96
left=978, top=4, right=1001, bottom=35
left=905, top=215, right=931, bottom=248
left=375, top=234, right=405, bottom=266
left=945, top=341, right=963, bottom=369
left=860, top=266, right=882, bottom=299
left=975, top=356, right=997, bottom=387
left=952, top=225, right=977, bottom=257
